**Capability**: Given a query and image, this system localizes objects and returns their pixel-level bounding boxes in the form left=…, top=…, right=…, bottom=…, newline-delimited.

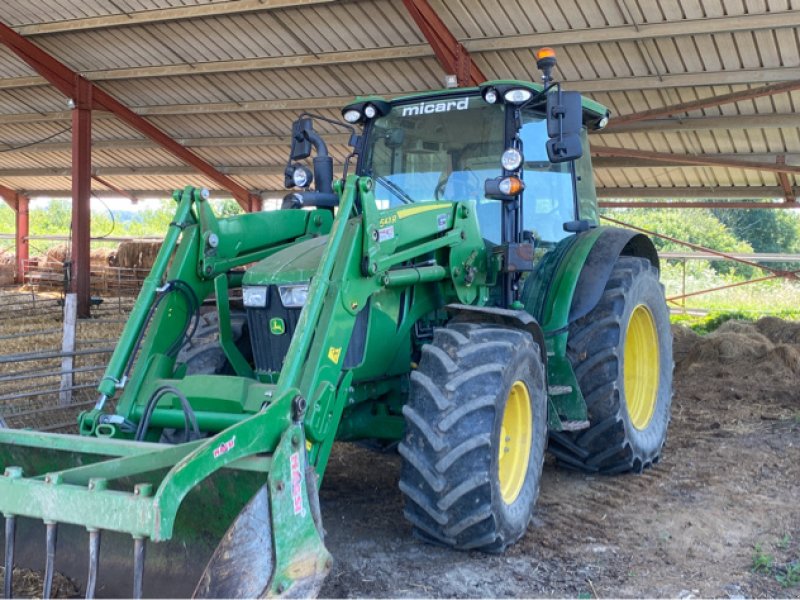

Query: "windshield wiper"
left=375, top=176, right=413, bottom=204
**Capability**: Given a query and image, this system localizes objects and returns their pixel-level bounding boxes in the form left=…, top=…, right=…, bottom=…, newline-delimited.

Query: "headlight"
left=292, top=165, right=313, bottom=188
left=278, top=284, right=309, bottom=308
left=364, top=104, right=378, bottom=119
left=483, top=87, right=498, bottom=104
left=503, top=88, right=533, bottom=104
left=343, top=109, right=361, bottom=123
left=501, top=148, right=523, bottom=171
left=243, top=286, right=268, bottom=308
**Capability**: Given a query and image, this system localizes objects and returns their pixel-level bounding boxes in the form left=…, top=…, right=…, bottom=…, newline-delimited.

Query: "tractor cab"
left=346, top=79, right=609, bottom=248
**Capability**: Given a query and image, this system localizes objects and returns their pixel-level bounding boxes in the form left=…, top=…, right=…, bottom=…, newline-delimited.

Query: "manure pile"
left=675, top=317, right=800, bottom=381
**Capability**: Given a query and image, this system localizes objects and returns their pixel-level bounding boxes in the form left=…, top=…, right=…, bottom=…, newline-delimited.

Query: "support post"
left=15, top=194, right=29, bottom=284
left=248, top=194, right=262, bottom=213
left=71, top=78, right=92, bottom=318
left=60, top=293, right=78, bottom=406
left=0, top=186, right=29, bottom=284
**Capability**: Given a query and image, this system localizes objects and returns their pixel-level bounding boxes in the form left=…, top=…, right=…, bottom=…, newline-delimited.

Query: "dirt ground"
left=319, top=318, right=800, bottom=598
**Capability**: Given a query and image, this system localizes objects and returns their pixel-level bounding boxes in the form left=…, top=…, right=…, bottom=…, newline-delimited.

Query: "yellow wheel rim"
left=624, top=304, right=660, bottom=430
left=498, top=380, right=532, bottom=505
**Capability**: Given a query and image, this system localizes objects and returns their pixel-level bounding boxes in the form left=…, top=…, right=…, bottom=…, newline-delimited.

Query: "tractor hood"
left=242, top=234, right=327, bottom=287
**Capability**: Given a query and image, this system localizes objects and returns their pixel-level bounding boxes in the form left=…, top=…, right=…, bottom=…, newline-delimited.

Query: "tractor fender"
left=569, top=227, right=659, bottom=324
left=521, top=226, right=658, bottom=335
left=444, top=303, right=548, bottom=365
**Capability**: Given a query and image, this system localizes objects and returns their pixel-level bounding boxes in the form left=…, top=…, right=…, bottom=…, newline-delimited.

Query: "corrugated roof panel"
left=1, top=1, right=205, bottom=28
left=0, top=0, right=797, bottom=198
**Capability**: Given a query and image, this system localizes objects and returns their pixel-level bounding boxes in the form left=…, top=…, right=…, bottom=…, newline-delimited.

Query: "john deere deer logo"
left=269, top=317, right=285, bottom=335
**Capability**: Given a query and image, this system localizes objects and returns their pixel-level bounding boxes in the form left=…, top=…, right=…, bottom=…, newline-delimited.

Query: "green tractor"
left=0, top=53, right=672, bottom=598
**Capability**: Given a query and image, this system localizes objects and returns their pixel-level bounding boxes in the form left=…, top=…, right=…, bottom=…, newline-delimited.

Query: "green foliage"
left=776, top=562, right=800, bottom=589
left=602, top=207, right=754, bottom=276
left=751, top=538, right=800, bottom=589
left=712, top=209, right=800, bottom=254
left=752, top=543, right=775, bottom=574
left=671, top=311, right=753, bottom=334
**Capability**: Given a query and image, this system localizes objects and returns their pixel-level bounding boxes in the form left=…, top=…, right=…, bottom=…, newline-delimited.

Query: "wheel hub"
left=624, top=304, right=660, bottom=430
left=498, top=380, right=532, bottom=504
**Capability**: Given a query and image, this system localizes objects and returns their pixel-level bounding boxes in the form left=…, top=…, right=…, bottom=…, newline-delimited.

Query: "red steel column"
left=402, top=0, right=485, bottom=86
left=248, top=194, right=262, bottom=213
left=71, top=77, right=92, bottom=317
left=15, top=194, right=29, bottom=284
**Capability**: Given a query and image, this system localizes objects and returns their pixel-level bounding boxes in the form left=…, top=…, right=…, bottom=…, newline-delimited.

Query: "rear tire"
left=399, top=323, right=547, bottom=552
left=549, top=256, right=673, bottom=473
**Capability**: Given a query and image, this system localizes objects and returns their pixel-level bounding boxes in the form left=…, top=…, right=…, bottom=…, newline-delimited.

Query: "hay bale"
left=45, top=244, right=68, bottom=265
left=116, top=241, right=161, bottom=269
left=89, top=247, right=117, bottom=267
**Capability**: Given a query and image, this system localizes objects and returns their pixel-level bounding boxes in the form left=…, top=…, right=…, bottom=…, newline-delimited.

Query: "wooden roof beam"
left=608, top=80, right=800, bottom=128
left=596, top=113, right=800, bottom=134
left=0, top=134, right=351, bottom=154
left=0, top=166, right=287, bottom=177
left=8, top=189, right=288, bottom=198
left=2, top=61, right=799, bottom=93
left=12, top=0, right=335, bottom=35
left=596, top=186, right=786, bottom=199
left=592, top=146, right=800, bottom=175
left=599, top=200, right=800, bottom=209
left=16, top=7, right=800, bottom=51
left=466, top=10, right=800, bottom=53
left=0, top=97, right=353, bottom=125
left=593, top=152, right=800, bottom=169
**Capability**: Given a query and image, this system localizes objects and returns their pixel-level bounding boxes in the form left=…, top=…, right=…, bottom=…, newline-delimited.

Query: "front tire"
left=398, top=323, right=547, bottom=552
left=550, top=256, right=673, bottom=473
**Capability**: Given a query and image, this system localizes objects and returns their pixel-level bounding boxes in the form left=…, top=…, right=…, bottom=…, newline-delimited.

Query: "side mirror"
left=546, top=91, right=583, bottom=163
left=290, top=117, right=313, bottom=160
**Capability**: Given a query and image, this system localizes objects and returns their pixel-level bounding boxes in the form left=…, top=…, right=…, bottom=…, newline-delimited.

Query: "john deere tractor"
left=0, top=52, right=672, bottom=598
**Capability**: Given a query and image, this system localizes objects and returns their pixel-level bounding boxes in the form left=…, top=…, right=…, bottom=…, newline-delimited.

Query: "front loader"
left=0, top=50, right=672, bottom=598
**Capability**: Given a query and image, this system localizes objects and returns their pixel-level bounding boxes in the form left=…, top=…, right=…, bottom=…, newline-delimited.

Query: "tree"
left=601, top=207, right=753, bottom=276
left=712, top=208, right=800, bottom=254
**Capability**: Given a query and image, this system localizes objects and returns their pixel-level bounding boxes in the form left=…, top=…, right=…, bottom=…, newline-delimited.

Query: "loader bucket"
left=0, top=422, right=331, bottom=599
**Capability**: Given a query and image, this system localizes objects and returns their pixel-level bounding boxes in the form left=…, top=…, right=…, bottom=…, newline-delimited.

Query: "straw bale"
left=116, top=240, right=160, bottom=269
left=90, top=247, right=117, bottom=267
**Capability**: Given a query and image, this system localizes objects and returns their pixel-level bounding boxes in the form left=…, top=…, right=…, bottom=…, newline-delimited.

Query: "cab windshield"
left=360, top=93, right=583, bottom=245
left=363, top=95, right=505, bottom=208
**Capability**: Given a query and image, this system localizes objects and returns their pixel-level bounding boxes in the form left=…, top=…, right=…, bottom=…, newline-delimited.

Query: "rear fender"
left=520, top=226, right=658, bottom=430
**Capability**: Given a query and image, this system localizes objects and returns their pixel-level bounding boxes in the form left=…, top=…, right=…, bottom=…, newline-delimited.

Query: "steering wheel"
left=435, top=168, right=482, bottom=202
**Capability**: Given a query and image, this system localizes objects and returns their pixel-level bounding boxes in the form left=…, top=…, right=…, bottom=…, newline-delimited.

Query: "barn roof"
left=0, top=0, right=798, bottom=205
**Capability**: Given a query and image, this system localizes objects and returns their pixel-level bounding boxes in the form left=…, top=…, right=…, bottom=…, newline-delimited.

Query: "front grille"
left=247, top=286, right=302, bottom=373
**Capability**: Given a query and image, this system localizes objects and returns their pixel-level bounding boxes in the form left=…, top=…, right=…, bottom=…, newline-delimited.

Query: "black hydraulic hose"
left=134, top=385, right=199, bottom=442
left=122, top=280, right=200, bottom=380
left=164, top=281, right=201, bottom=358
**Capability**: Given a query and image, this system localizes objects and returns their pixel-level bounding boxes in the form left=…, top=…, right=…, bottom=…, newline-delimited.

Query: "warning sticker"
left=437, top=213, right=448, bottom=231
left=290, top=451, right=306, bottom=516
left=378, top=225, right=395, bottom=242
